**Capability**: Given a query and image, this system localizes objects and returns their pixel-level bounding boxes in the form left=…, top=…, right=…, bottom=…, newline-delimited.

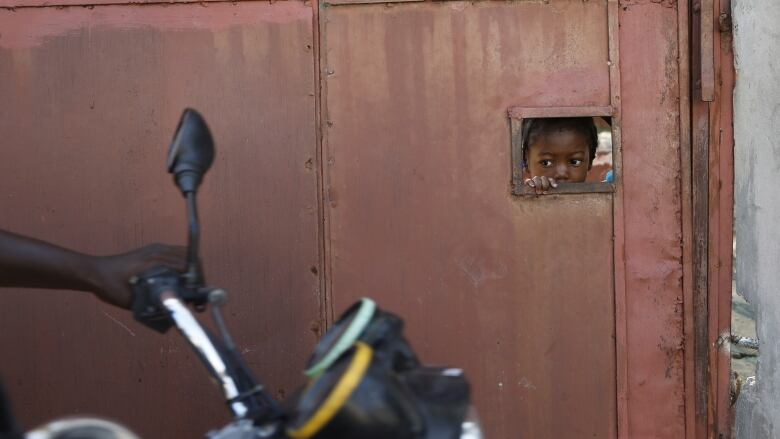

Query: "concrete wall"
left=733, top=1, right=780, bottom=437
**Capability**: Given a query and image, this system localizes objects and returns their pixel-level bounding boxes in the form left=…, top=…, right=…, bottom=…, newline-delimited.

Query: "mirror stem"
left=184, top=191, right=203, bottom=287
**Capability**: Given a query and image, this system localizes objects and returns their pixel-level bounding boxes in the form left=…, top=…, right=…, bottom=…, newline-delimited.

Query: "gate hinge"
left=718, top=12, right=732, bottom=33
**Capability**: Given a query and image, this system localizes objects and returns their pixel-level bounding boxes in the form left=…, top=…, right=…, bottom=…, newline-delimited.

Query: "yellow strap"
left=288, top=342, right=373, bottom=439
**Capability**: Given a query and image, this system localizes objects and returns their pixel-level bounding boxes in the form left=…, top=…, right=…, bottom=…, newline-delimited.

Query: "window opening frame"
left=508, top=105, right=617, bottom=196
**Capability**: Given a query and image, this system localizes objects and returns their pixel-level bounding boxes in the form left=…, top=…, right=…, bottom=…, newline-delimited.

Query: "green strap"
left=304, top=298, right=376, bottom=378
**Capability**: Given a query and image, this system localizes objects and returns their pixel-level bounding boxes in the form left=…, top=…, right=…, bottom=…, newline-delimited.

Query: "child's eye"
left=569, top=159, right=583, bottom=167
left=539, top=159, right=553, bottom=168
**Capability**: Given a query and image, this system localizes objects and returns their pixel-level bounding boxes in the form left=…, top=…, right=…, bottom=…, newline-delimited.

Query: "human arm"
left=0, top=229, right=185, bottom=309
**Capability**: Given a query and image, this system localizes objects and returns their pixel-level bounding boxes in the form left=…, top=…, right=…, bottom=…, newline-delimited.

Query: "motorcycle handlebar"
left=159, top=291, right=249, bottom=418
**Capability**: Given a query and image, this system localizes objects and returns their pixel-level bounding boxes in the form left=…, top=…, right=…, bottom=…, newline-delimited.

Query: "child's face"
left=525, top=129, right=590, bottom=183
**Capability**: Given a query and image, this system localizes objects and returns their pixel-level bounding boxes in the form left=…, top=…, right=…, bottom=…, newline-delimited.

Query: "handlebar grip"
left=130, top=266, right=183, bottom=333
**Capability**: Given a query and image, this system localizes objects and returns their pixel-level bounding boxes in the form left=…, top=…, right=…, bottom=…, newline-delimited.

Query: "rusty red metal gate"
left=0, top=0, right=734, bottom=437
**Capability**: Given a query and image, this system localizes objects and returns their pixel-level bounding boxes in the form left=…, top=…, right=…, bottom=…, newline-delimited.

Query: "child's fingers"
left=526, top=176, right=560, bottom=195
left=540, top=177, right=551, bottom=194
left=525, top=178, right=543, bottom=195
left=533, top=176, right=544, bottom=195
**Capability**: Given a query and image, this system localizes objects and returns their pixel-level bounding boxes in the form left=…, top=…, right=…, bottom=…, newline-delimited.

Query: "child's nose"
left=554, top=164, right=569, bottom=179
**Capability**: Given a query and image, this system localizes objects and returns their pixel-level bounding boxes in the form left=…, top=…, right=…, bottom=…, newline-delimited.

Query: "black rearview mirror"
left=167, top=109, right=215, bottom=195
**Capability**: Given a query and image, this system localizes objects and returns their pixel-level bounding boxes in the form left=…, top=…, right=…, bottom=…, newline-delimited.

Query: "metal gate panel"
left=0, top=2, right=320, bottom=437
left=321, top=2, right=616, bottom=437
left=619, top=2, right=687, bottom=437
left=0, top=0, right=304, bottom=12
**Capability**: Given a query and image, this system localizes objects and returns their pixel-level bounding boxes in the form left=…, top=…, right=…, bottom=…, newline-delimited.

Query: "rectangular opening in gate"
left=509, top=107, right=615, bottom=196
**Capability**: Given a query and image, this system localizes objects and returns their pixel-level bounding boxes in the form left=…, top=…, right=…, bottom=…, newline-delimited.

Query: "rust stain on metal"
left=0, top=0, right=310, bottom=49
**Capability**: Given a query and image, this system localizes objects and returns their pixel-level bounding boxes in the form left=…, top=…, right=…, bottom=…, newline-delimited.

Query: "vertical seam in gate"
left=707, top=0, right=723, bottom=431
left=706, top=73, right=721, bottom=439
left=607, top=1, right=628, bottom=438
left=678, top=0, right=696, bottom=437
left=311, top=0, right=332, bottom=329
left=710, top=0, right=735, bottom=433
left=315, top=0, right=335, bottom=327
left=691, top=0, right=712, bottom=433
left=715, top=2, right=735, bottom=433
